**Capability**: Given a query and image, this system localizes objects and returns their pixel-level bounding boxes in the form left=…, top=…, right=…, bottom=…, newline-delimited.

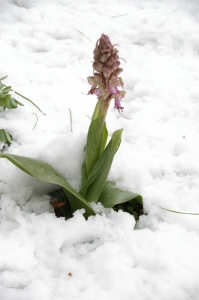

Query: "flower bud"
left=94, top=49, right=101, bottom=61
left=103, top=68, right=110, bottom=78
left=114, top=53, right=119, bottom=60
left=107, top=57, right=115, bottom=66
left=100, top=54, right=107, bottom=63
left=113, top=68, right=123, bottom=77
left=111, top=61, right=120, bottom=72
left=94, top=73, right=101, bottom=83
left=93, top=61, right=103, bottom=72
left=87, top=76, right=95, bottom=85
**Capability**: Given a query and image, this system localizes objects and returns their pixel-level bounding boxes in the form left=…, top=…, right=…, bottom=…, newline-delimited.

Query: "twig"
left=11, top=89, right=45, bottom=115
left=159, top=206, right=199, bottom=215
left=68, top=108, right=73, bottom=132
left=74, top=28, right=93, bottom=43
left=111, top=14, right=128, bottom=18
left=32, top=113, right=38, bottom=130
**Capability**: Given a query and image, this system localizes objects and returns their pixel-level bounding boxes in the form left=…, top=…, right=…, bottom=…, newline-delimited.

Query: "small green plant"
left=0, top=129, right=12, bottom=152
left=0, top=34, right=143, bottom=220
left=0, top=76, right=24, bottom=110
left=0, top=75, right=44, bottom=149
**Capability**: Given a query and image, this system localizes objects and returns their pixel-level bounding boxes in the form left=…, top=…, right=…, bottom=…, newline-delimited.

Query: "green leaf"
left=0, top=83, right=5, bottom=90
left=101, top=122, right=108, bottom=154
left=11, top=98, right=18, bottom=108
left=0, top=154, right=95, bottom=219
left=81, top=129, right=123, bottom=203
left=0, top=99, right=6, bottom=108
left=84, top=115, right=105, bottom=179
left=2, top=86, right=12, bottom=94
left=6, top=98, right=18, bottom=109
left=0, top=129, right=12, bottom=145
left=98, top=181, right=143, bottom=208
left=15, top=99, right=24, bottom=106
left=0, top=75, right=8, bottom=81
left=91, top=99, right=103, bottom=121
left=0, top=130, right=8, bottom=143
left=4, top=131, right=12, bottom=144
left=81, top=161, right=87, bottom=189
left=0, top=92, right=7, bottom=99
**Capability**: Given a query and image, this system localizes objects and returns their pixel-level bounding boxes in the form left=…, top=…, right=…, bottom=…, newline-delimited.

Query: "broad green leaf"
left=6, top=98, right=17, bottom=109
left=98, top=181, right=143, bottom=208
left=81, top=129, right=123, bottom=203
left=0, top=130, right=8, bottom=143
left=81, top=161, right=87, bottom=189
left=0, top=95, right=11, bottom=108
left=62, top=187, right=89, bottom=216
left=15, top=99, right=24, bottom=106
left=4, top=131, right=12, bottom=144
left=2, top=86, right=12, bottom=94
left=11, top=98, right=18, bottom=108
left=0, top=129, right=12, bottom=144
left=0, top=154, right=95, bottom=219
left=84, top=115, right=105, bottom=179
left=0, top=92, right=6, bottom=99
left=101, top=122, right=108, bottom=154
left=0, top=75, right=8, bottom=81
left=81, top=138, right=113, bottom=191
left=91, top=99, right=102, bottom=121
left=0, top=83, right=5, bottom=90
left=0, top=99, right=6, bottom=108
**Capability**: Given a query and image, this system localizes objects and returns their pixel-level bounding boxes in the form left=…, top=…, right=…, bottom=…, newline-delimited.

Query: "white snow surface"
left=0, top=0, right=199, bottom=299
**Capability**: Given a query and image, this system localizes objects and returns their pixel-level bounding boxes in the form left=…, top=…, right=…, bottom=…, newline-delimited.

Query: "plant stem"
left=11, top=89, right=45, bottom=115
left=74, top=28, right=93, bottom=43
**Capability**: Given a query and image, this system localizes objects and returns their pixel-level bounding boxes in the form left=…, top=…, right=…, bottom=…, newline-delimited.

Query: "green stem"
left=11, top=89, right=45, bottom=115
left=159, top=206, right=199, bottom=215
left=74, top=28, right=93, bottom=43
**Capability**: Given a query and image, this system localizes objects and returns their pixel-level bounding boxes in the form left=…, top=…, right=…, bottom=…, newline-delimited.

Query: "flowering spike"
left=87, top=34, right=126, bottom=113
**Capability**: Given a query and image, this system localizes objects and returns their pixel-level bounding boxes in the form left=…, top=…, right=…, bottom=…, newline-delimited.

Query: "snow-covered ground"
left=1, top=0, right=199, bottom=299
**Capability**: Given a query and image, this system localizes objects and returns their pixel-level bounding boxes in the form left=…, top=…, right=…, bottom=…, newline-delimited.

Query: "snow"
left=0, top=0, right=199, bottom=299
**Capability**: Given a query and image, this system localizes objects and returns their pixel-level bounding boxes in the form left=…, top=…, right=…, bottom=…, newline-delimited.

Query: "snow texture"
left=0, top=0, right=199, bottom=299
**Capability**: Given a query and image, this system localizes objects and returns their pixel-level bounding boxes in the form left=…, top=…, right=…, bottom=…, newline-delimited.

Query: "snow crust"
left=0, top=0, right=199, bottom=299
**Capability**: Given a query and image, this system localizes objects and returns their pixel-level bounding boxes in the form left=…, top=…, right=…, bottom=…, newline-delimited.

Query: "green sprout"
left=0, top=75, right=45, bottom=148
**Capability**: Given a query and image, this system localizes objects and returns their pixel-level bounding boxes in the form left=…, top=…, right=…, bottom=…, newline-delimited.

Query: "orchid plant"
left=0, top=34, right=143, bottom=220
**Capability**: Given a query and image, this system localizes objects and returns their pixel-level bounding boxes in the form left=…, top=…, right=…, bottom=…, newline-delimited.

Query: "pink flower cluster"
left=87, top=34, right=126, bottom=112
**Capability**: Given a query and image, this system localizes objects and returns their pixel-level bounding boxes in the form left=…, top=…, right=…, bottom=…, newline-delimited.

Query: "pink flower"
left=87, top=34, right=126, bottom=112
